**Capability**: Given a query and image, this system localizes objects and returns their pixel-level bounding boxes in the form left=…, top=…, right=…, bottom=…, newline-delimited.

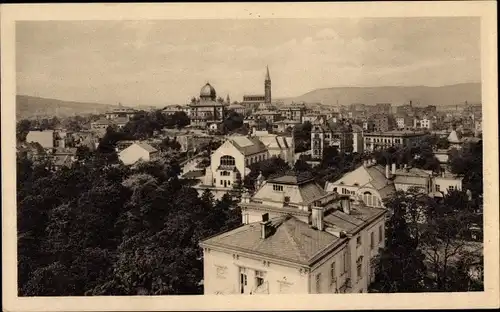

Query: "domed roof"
left=200, top=82, right=216, bottom=99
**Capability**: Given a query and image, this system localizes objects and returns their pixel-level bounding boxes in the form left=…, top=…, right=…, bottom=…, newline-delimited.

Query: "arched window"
left=363, top=191, right=373, bottom=207
left=220, top=155, right=235, bottom=166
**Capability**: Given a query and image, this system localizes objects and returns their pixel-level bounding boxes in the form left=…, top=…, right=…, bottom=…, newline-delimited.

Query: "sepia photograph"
left=2, top=2, right=498, bottom=311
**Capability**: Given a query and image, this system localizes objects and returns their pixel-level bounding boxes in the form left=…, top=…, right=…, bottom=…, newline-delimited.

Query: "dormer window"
left=273, top=184, right=284, bottom=192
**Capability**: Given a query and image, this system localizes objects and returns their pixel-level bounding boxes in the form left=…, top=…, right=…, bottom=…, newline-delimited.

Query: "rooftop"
left=364, top=130, right=426, bottom=137
left=201, top=214, right=343, bottom=265
left=229, top=136, right=267, bottom=156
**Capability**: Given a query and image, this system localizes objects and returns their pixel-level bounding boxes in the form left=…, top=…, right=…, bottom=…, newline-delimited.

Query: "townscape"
left=13, top=16, right=485, bottom=297
left=17, top=66, right=483, bottom=295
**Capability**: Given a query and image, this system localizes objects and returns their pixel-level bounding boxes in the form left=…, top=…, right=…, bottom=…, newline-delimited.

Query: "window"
left=342, top=250, right=348, bottom=274
left=221, top=171, right=230, bottom=176
left=370, top=232, right=375, bottom=250
left=220, top=155, right=235, bottom=166
left=378, top=226, right=383, bottom=243
left=449, top=185, right=455, bottom=191
left=315, top=273, right=322, bottom=293
left=356, top=256, right=363, bottom=280
left=228, top=181, right=231, bottom=186
left=436, top=185, right=441, bottom=192
left=255, top=270, right=266, bottom=287
left=213, top=178, right=216, bottom=184
left=273, top=184, right=284, bottom=192
left=220, top=180, right=223, bottom=185
left=356, top=236, right=362, bottom=247
left=330, top=262, right=336, bottom=285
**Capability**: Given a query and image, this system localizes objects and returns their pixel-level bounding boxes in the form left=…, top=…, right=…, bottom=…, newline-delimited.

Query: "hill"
left=282, top=83, right=481, bottom=108
left=16, top=95, right=122, bottom=120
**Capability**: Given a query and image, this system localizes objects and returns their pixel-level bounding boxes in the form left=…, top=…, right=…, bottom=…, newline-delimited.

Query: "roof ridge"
left=282, top=218, right=309, bottom=262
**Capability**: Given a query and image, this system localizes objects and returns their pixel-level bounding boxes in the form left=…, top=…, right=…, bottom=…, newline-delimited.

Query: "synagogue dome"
left=200, top=82, right=216, bottom=100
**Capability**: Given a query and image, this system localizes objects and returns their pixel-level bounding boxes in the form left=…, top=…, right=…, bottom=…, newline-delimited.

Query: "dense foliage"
left=17, top=151, right=241, bottom=296
left=371, top=188, right=483, bottom=292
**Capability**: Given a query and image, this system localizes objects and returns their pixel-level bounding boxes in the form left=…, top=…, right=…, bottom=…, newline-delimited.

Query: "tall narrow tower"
left=264, top=65, right=272, bottom=104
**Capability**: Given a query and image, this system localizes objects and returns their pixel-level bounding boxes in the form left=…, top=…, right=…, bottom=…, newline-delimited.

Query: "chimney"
left=391, top=163, right=396, bottom=175
left=385, top=164, right=390, bottom=179
left=341, top=197, right=351, bottom=215
left=260, top=213, right=272, bottom=239
left=311, top=206, right=324, bottom=231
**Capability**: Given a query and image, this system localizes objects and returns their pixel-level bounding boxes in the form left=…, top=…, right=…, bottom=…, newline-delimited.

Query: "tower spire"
left=264, top=65, right=272, bottom=104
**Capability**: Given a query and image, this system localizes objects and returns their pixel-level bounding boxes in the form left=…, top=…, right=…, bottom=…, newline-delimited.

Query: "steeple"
left=264, top=66, right=272, bottom=104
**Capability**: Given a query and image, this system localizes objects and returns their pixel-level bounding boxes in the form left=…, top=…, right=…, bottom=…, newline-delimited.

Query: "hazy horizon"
left=17, top=18, right=481, bottom=107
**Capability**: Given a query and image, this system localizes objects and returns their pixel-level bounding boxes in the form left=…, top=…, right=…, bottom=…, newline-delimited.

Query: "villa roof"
left=201, top=215, right=342, bottom=265
left=327, top=164, right=395, bottom=197
left=229, top=136, right=267, bottom=156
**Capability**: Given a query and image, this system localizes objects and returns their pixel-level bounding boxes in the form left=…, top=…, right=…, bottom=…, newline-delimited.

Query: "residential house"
left=200, top=172, right=387, bottom=294
left=105, top=107, right=137, bottom=121
left=325, top=160, right=395, bottom=208
left=251, top=130, right=295, bottom=166
left=202, top=135, right=268, bottom=190
left=311, top=120, right=354, bottom=160
left=228, top=103, right=247, bottom=116
left=118, top=142, right=159, bottom=165
left=52, top=147, right=78, bottom=170
left=278, top=103, right=306, bottom=123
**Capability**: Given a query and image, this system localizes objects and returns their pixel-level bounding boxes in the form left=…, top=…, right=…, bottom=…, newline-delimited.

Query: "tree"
left=370, top=192, right=427, bottom=292
left=17, top=119, right=32, bottom=142
left=160, top=137, right=181, bottom=152
left=448, top=141, right=483, bottom=198
left=294, top=158, right=312, bottom=172
left=420, top=191, right=479, bottom=291
left=222, top=110, right=244, bottom=133
left=243, top=156, right=290, bottom=192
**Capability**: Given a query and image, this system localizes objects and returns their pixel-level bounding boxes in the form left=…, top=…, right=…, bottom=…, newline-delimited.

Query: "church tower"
left=264, top=66, right=271, bottom=104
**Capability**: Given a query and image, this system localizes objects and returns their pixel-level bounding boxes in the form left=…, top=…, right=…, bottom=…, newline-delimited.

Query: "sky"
left=16, top=17, right=481, bottom=107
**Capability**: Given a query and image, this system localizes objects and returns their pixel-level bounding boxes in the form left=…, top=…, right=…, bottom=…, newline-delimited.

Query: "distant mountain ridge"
left=281, top=83, right=481, bottom=107
left=16, top=95, right=121, bottom=120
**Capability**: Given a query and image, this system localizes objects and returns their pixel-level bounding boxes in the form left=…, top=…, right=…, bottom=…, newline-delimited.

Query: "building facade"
left=363, top=131, right=426, bottom=152
left=311, top=120, right=354, bottom=159
left=200, top=172, right=387, bottom=295
left=203, top=135, right=269, bottom=190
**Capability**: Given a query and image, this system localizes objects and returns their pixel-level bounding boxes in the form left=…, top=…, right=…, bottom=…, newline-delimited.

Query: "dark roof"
left=183, top=170, right=205, bottom=179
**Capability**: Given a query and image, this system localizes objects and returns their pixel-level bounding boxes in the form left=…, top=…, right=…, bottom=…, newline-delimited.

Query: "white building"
left=325, top=160, right=394, bottom=208
left=251, top=130, right=295, bottom=166
left=433, top=171, right=463, bottom=195
left=200, top=172, right=387, bottom=294
left=118, top=142, right=159, bottom=165
left=203, top=135, right=268, bottom=189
